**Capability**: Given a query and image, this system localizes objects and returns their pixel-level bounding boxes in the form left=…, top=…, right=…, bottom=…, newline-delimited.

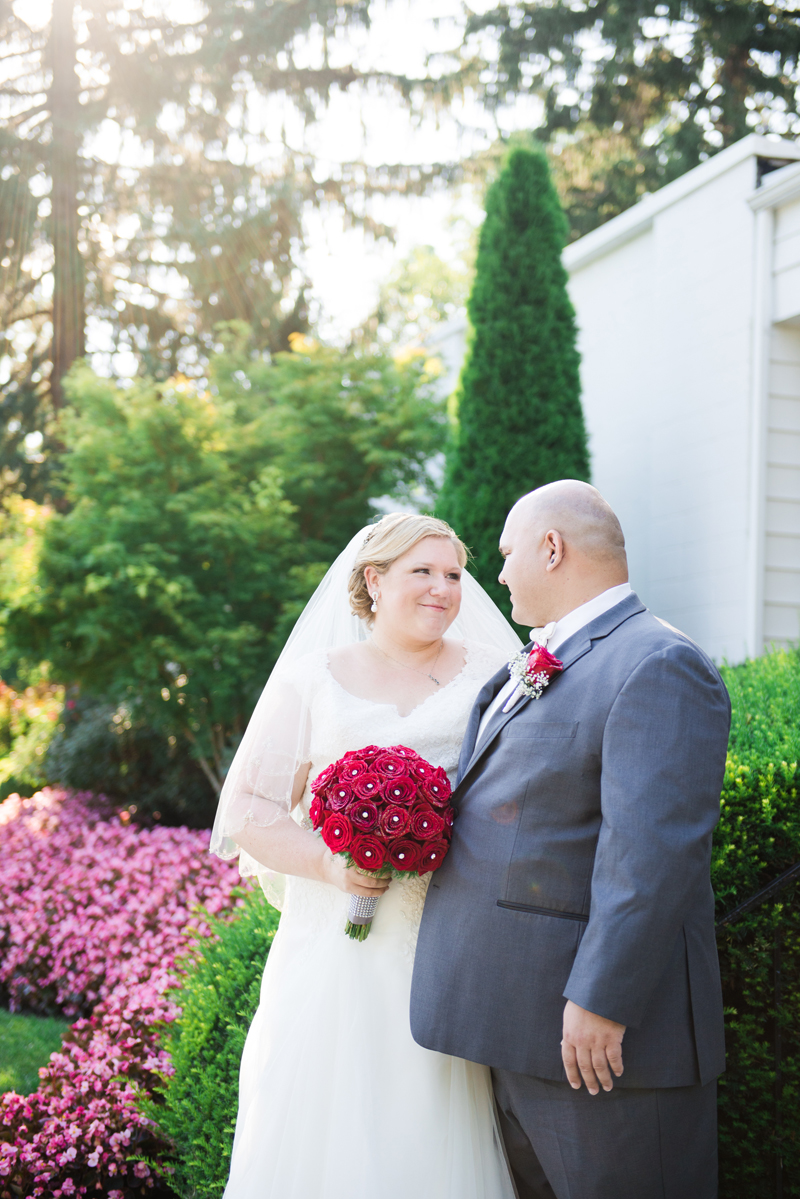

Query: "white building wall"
left=568, top=155, right=760, bottom=662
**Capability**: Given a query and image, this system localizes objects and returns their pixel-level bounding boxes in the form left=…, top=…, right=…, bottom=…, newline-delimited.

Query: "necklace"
left=370, top=637, right=445, bottom=686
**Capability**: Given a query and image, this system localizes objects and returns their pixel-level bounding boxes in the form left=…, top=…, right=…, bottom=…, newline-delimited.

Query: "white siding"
left=568, top=154, right=759, bottom=662
left=774, top=197, right=800, bottom=323
left=764, top=322, right=800, bottom=648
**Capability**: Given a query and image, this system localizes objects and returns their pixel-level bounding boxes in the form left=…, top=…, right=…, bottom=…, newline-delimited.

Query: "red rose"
left=322, top=813, right=353, bottom=853
left=419, top=839, right=449, bottom=874
left=422, top=768, right=451, bottom=807
left=373, top=752, right=408, bottom=779
left=328, top=783, right=353, bottom=811
left=388, top=839, right=421, bottom=872
left=379, top=805, right=410, bottom=838
left=410, top=806, right=445, bottom=839
left=309, top=795, right=326, bottom=830
left=353, top=772, right=382, bottom=800
left=383, top=775, right=417, bottom=805
left=350, top=835, right=387, bottom=871
left=341, top=759, right=368, bottom=781
left=443, top=807, right=454, bottom=830
left=311, top=762, right=337, bottom=794
left=351, top=801, right=378, bottom=832
left=411, top=759, right=434, bottom=783
left=525, top=644, right=563, bottom=683
left=388, top=744, right=419, bottom=761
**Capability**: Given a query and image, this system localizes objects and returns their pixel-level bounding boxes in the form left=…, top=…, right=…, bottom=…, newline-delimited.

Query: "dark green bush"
left=716, top=648, right=800, bottom=1198
left=44, top=693, right=216, bottom=827
left=154, top=887, right=279, bottom=1198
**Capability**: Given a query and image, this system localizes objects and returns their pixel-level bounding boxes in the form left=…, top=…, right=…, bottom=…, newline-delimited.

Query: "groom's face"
left=498, top=507, right=553, bottom=627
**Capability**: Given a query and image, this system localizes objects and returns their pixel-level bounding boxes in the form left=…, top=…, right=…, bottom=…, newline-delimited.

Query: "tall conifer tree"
left=438, top=145, right=589, bottom=616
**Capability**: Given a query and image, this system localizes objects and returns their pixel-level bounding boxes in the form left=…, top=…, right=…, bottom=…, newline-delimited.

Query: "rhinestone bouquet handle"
left=345, top=894, right=380, bottom=942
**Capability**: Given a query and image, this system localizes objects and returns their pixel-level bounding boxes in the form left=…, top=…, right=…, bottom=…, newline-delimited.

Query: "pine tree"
left=438, top=146, right=589, bottom=615
left=462, top=1, right=800, bottom=238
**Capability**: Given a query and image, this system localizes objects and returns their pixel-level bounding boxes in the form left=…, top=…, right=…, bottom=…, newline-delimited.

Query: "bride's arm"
left=232, top=767, right=389, bottom=898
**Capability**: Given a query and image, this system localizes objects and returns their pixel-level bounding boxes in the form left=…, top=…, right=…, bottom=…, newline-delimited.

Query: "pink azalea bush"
left=0, top=789, right=242, bottom=1198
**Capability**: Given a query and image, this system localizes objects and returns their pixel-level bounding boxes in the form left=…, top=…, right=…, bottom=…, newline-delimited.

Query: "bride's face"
left=367, top=537, right=463, bottom=644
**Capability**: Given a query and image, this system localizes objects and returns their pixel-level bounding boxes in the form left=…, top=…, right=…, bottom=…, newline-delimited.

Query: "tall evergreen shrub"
left=438, top=145, right=589, bottom=613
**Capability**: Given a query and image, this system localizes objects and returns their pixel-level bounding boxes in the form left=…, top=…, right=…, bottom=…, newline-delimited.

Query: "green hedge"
left=153, top=887, right=279, bottom=1198
left=155, top=651, right=800, bottom=1198
left=716, top=648, right=800, bottom=1198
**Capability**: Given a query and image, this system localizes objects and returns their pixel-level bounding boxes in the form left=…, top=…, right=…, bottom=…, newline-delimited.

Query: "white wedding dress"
left=224, top=641, right=517, bottom=1199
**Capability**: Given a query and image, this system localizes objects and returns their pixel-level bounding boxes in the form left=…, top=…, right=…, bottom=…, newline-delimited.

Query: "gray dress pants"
left=492, top=1069, right=718, bottom=1199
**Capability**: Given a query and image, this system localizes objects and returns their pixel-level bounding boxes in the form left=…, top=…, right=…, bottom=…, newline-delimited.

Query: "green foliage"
left=5, top=341, right=443, bottom=794
left=153, top=888, right=279, bottom=1199
left=0, top=675, right=63, bottom=802
left=715, top=649, right=800, bottom=1197
left=547, top=126, right=652, bottom=244
left=358, top=245, right=473, bottom=349
left=438, top=146, right=589, bottom=616
left=464, top=2, right=800, bottom=238
left=0, top=1009, right=69, bottom=1097
left=0, top=500, right=64, bottom=797
left=43, top=695, right=215, bottom=828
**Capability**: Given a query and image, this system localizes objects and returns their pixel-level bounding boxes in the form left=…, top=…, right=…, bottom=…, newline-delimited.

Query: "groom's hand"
left=561, top=1000, right=625, bottom=1095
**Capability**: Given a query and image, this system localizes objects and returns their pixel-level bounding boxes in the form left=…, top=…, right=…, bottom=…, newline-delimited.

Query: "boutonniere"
left=505, top=643, right=564, bottom=708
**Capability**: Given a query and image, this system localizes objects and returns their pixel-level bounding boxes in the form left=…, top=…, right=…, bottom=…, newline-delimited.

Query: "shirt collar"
left=532, top=583, right=633, bottom=654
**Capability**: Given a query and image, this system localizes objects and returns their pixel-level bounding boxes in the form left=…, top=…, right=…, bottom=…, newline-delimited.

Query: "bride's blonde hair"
left=348, top=513, right=468, bottom=625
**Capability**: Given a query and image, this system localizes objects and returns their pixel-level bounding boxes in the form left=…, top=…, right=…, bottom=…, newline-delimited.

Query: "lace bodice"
left=302, top=639, right=507, bottom=798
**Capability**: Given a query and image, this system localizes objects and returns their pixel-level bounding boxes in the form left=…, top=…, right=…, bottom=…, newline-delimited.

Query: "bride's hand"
left=321, top=850, right=391, bottom=897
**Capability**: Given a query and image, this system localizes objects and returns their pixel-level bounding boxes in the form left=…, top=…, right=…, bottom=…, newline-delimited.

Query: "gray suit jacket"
left=410, top=594, right=731, bottom=1088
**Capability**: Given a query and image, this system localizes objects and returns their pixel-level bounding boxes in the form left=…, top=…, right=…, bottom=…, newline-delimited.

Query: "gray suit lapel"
left=457, top=593, right=646, bottom=788
left=456, top=664, right=510, bottom=781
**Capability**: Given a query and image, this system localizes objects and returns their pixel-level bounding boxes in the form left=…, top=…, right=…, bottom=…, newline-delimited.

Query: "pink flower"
left=0, top=788, right=242, bottom=1198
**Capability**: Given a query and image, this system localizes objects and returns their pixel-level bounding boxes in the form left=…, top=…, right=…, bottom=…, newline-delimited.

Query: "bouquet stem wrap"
left=346, top=893, right=380, bottom=941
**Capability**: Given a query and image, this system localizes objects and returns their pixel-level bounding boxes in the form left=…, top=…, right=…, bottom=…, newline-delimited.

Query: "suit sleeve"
left=563, top=641, right=731, bottom=1028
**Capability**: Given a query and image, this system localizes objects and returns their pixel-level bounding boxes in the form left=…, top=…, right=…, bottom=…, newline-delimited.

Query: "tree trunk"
left=49, top=0, right=84, bottom=410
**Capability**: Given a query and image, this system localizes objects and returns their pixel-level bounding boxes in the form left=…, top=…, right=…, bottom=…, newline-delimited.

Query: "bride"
left=210, top=512, right=521, bottom=1199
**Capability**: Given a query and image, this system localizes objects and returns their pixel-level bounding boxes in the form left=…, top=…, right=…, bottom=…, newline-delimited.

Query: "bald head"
left=498, top=480, right=628, bottom=627
left=512, top=480, right=626, bottom=569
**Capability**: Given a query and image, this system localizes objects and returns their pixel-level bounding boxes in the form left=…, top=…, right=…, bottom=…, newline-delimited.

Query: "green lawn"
left=0, top=1008, right=69, bottom=1096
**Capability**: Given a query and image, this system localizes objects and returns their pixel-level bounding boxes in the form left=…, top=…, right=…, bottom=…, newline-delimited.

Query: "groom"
left=410, top=481, right=731, bottom=1199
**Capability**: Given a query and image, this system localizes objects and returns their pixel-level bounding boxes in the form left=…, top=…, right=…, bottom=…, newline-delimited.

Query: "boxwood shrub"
left=716, top=648, right=800, bottom=1198
left=153, top=887, right=279, bottom=1198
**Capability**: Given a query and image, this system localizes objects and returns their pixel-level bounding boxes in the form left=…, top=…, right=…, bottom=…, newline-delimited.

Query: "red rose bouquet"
left=310, top=744, right=453, bottom=941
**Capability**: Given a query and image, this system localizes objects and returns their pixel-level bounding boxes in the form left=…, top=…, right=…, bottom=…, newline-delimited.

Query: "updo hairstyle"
left=348, top=513, right=468, bottom=625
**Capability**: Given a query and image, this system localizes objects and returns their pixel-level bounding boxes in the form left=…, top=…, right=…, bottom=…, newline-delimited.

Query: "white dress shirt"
left=475, top=582, right=633, bottom=747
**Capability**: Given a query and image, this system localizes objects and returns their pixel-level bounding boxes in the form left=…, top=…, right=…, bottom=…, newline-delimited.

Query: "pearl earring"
left=370, top=594, right=378, bottom=613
